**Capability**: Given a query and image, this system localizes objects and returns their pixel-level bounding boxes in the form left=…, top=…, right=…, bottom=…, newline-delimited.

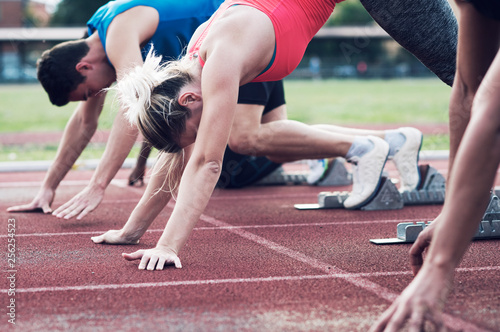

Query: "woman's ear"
left=178, top=91, right=202, bottom=106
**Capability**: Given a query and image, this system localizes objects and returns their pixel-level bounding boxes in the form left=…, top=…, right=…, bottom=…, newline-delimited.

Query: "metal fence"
left=0, top=26, right=434, bottom=83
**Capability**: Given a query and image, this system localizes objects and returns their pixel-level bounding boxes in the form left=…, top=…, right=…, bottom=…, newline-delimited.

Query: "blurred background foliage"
left=48, top=0, right=373, bottom=27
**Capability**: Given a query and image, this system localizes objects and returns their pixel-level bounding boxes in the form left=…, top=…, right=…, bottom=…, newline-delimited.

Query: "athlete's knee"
left=228, top=131, right=259, bottom=155
left=452, top=74, right=479, bottom=109
left=265, top=155, right=287, bottom=164
left=454, top=0, right=471, bottom=8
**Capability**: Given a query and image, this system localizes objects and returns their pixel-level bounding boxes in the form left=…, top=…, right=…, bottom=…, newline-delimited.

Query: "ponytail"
left=152, top=150, right=185, bottom=198
left=112, top=48, right=195, bottom=153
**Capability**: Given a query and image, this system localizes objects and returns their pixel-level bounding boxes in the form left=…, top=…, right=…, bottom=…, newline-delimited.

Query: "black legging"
left=217, top=147, right=281, bottom=189
left=360, top=0, right=458, bottom=86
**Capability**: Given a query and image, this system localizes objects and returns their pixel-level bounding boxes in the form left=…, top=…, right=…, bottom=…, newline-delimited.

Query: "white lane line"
left=0, top=179, right=145, bottom=190
left=0, top=218, right=431, bottom=238
left=1, top=210, right=492, bottom=330
left=2, top=272, right=405, bottom=293
left=0, top=180, right=90, bottom=188
left=109, top=179, right=147, bottom=191
left=2, top=267, right=498, bottom=294
left=199, top=214, right=492, bottom=332
left=201, top=214, right=400, bottom=300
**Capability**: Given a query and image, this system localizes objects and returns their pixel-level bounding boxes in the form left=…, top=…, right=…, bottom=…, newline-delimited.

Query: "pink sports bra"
left=188, top=0, right=340, bottom=82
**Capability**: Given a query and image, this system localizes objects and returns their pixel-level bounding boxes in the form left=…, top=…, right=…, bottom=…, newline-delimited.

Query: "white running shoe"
left=343, top=136, right=389, bottom=209
left=306, top=159, right=329, bottom=185
left=391, top=127, right=423, bottom=192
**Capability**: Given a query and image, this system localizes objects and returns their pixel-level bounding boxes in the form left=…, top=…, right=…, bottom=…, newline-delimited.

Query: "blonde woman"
left=95, top=76, right=422, bottom=252
left=111, top=0, right=427, bottom=270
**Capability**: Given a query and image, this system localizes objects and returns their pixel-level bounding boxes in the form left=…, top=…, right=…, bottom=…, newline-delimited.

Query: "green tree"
left=50, top=0, right=108, bottom=26
left=327, top=0, right=375, bottom=26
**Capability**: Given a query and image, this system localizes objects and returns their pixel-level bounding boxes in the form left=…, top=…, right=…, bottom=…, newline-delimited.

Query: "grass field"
left=0, top=78, right=451, bottom=161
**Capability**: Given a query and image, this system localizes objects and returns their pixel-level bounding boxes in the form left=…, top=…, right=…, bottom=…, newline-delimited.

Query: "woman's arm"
left=122, top=6, right=276, bottom=270
left=126, top=50, right=242, bottom=270
left=91, top=148, right=189, bottom=244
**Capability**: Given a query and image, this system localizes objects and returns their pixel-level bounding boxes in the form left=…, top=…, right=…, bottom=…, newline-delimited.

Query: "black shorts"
left=237, top=80, right=286, bottom=115
left=467, top=0, right=500, bottom=21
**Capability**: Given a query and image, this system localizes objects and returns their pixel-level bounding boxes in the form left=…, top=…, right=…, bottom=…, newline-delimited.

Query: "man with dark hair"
left=8, top=0, right=227, bottom=218
left=37, top=40, right=91, bottom=106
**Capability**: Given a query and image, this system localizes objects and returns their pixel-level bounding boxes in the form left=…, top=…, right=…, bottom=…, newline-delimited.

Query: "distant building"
left=0, top=0, right=25, bottom=28
left=0, top=0, right=50, bottom=27
left=28, top=0, right=51, bottom=27
left=0, top=0, right=53, bottom=81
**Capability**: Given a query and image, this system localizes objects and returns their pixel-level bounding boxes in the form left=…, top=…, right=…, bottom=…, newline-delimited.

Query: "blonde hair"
left=153, top=150, right=185, bottom=197
left=114, top=49, right=196, bottom=153
left=113, top=48, right=197, bottom=193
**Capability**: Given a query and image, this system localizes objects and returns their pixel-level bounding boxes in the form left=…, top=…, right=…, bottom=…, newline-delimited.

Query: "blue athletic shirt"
left=87, top=0, right=224, bottom=63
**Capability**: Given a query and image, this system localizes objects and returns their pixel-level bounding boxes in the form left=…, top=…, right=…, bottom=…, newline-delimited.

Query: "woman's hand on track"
left=123, top=246, right=182, bottom=270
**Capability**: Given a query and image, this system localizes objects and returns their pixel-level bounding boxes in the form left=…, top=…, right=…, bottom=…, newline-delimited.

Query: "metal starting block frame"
left=401, top=165, right=445, bottom=205
left=294, top=165, right=445, bottom=211
left=254, top=158, right=352, bottom=186
left=370, top=193, right=500, bottom=244
left=254, top=166, right=307, bottom=186
left=316, top=158, right=352, bottom=187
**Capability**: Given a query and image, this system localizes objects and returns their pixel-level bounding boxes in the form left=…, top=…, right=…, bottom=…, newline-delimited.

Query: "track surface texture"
left=1, top=159, right=499, bottom=332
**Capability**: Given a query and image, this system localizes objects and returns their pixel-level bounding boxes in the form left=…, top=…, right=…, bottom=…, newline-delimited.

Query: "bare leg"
left=447, top=4, right=500, bottom=172
left=230, top=116, right=354, bottom=163
left=311, top=124, right=384, bottom=138
left=217, top=104, right=287, bottom=188
left=230, top=103, right=391, bottom=208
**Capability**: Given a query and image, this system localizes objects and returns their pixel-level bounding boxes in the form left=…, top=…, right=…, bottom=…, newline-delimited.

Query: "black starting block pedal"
left=255, top=158, right=352, bottom=187
left=370, top=193, right=500, bottom=244
left=254, top=166, right=307, bottom=186
left=294, top=164, right=446, bottom=211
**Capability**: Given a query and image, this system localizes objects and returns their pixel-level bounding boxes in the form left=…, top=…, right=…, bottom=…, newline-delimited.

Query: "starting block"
left=295, top=176, right=403, bottom=210
left=294, top=164, right=445, bottom=211
left=401, top=165, right=445, bottom=205
left=254, top=166, right=307, bottom=186
left=316, top=158, right=352, bottom=187
left=370, top=193, right=500, bottom=244
left=255, top=158, right=352, bottom=186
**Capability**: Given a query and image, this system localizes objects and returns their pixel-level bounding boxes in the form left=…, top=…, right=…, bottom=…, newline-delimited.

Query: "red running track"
left=0, top=160, right=499, bottom=331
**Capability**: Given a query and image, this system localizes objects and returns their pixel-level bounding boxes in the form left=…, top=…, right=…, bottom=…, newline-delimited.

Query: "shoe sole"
left=394, top=128, right=423, bottom=191
left=344, top=137, right=389, bottom=209
left=344, top=154, right=388, bottom=210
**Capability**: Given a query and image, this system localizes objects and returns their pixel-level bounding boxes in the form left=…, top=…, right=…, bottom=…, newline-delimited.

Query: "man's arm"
left=7, top=95, right=105, bottom=213
left=52, top=6, right=160, bottom=220
left=52, top=107, right=139, bottom=219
